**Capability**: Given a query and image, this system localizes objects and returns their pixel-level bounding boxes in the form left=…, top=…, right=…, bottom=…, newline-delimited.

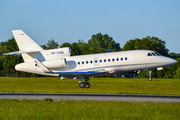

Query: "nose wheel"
left=79, top=77, right=90, bottom=88
left=147, top=70, right=152, bottom=81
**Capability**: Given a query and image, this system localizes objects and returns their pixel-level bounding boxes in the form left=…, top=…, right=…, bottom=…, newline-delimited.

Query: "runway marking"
left=0, top=93, right=180, bottom=102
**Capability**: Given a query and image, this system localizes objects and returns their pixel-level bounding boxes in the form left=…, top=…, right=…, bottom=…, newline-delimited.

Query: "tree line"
left=0, top=33, right=179, bottom=78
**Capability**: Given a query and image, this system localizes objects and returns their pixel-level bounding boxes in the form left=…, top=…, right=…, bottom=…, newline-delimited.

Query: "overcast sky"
left=0, top=0, right=180, bottom=53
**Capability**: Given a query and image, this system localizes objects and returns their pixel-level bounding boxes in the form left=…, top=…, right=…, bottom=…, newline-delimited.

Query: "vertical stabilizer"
left=12, top=30, right=44, bottom=62
left=12, top=30, right=43, bottom=51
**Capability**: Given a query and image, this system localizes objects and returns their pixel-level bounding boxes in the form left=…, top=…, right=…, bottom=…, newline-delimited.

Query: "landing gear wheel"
left=147, top=70, right=152, bottom=81
left=85, top=83, right=90, bottom=88
left=79, top=82, right=85, bottom=88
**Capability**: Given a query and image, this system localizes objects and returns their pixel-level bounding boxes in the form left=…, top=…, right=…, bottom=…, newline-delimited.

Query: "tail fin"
left=12, top=30, right=43, bottom=51
left=12, top=30, right=44, bottom=62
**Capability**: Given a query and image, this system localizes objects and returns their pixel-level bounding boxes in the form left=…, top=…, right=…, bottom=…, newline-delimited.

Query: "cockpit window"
left=148, top=53, right=152, bottom=56
left=154, top=52, right=160, bottom=56
left=151, top=53, right=156, bottom=56
left=148, top=52, right=161, bottom=56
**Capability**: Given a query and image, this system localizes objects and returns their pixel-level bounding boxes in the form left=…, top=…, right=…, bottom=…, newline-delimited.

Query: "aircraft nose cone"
left=172, top=59, right=177, bottom=64
left=165, top=58, right=177, bottom=65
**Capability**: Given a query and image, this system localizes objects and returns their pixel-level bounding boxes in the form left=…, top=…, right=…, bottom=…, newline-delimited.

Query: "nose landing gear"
left=147, top=70, right=152, bottom=81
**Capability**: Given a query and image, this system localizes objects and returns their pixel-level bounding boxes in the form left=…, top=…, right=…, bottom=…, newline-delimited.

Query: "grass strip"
left=0, top=99, right=179, bottom=120
left=0, top=77, right=180, bottom=95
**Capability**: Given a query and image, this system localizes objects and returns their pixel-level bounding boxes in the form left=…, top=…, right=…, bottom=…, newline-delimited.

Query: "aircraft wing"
left=56, top=69, right=108, bottom=77
left=3, top=50, right=39, bottom=55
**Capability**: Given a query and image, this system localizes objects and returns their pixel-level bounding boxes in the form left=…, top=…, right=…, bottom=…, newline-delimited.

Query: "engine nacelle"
left=42, top=58, right=67, bottom=69
left=44, top=47, right=71, bottom=56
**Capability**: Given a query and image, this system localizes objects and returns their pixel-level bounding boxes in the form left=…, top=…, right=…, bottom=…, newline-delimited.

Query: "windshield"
left=154, top=52, right=161, bottom=56
left=147, top=52, right=161, bottom=56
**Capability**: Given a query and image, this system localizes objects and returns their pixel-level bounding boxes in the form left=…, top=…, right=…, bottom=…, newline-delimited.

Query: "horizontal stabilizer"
left=3, top=50, right=39, bottom=55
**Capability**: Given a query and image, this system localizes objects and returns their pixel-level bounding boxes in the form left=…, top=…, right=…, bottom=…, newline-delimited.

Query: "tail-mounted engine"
left=43, top=47, right=71, bottom=58
left=42, top=58, right=67, bottom=69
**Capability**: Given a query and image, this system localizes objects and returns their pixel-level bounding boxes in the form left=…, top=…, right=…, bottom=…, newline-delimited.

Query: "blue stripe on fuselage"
left=56, top=71, right=99, bottom=75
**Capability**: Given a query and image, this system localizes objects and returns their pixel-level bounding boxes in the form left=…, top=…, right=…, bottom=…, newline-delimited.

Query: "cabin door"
left=94, top=58, right=99, bottom=66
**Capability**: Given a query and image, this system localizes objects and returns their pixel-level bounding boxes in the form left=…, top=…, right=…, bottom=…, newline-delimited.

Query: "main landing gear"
left=79, top=77, right=90, bottom=88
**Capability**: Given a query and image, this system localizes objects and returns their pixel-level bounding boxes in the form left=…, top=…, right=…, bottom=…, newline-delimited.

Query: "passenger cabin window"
left=90, top=61, right=93, bottom=64
left=82, top=61, right=84, bottom=64
left=116, top=58, right=119, bottom=61
left=86, top=61, right=88, bottom=64
left=104, top=59, right=106, bottom=62
left=78, top=62, right=80, bottom=65
left=95, top=60, right=97, bottom=63
left=125, top=57, right=127, bottom=60
left=112, top=58, right=115, bottom=62
left=121, top=58, right=123, bottom=61
left=108, top=59, right=110, bottom=62
left=100, top=60, right=102, bottom=63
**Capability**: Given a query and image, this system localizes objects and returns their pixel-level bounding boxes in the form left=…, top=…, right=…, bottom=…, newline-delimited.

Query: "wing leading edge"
left=3, top=50, right=39, bottom=55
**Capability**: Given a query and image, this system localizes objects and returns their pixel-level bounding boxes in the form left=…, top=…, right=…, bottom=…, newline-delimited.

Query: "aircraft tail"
left=12, top=30, right=43, bottom=51
left=12, top=30, right=44, bottom=62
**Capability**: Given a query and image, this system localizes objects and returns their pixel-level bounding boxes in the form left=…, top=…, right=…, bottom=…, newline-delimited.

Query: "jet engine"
left=42, top=58, right=67, bottom=69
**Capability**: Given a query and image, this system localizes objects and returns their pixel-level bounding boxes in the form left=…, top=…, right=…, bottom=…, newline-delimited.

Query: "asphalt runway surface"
left=0, top=93, right=180, bottom=102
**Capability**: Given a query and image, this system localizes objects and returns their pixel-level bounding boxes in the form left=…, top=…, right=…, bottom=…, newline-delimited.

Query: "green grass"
left=0, top=99, right=179, bottom=120
left=0, top=77, right=180, bottom=95
left=0, top=77, right=180, bottom=119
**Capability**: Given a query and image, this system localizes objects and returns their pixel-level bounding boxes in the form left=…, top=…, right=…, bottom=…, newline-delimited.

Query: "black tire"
left=85, top=83, right=90, bottom=88
left=79, top=82, right=85, bottom=88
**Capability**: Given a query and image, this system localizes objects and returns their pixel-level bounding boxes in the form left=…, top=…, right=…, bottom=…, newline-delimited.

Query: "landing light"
left=157, top=67, right=163, bottom=71
left=109, top=70, right=115, bottom=73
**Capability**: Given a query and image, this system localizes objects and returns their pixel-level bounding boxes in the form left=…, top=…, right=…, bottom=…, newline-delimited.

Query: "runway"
left=0, top=93, right=180, bottom=102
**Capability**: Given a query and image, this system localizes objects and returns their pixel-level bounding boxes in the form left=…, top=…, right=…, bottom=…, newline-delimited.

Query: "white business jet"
left=4, top=30, right=177, bottom=88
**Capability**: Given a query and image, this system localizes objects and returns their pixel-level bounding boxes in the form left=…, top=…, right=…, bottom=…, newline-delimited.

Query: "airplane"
left=4, top=30, right=177, bottom=88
